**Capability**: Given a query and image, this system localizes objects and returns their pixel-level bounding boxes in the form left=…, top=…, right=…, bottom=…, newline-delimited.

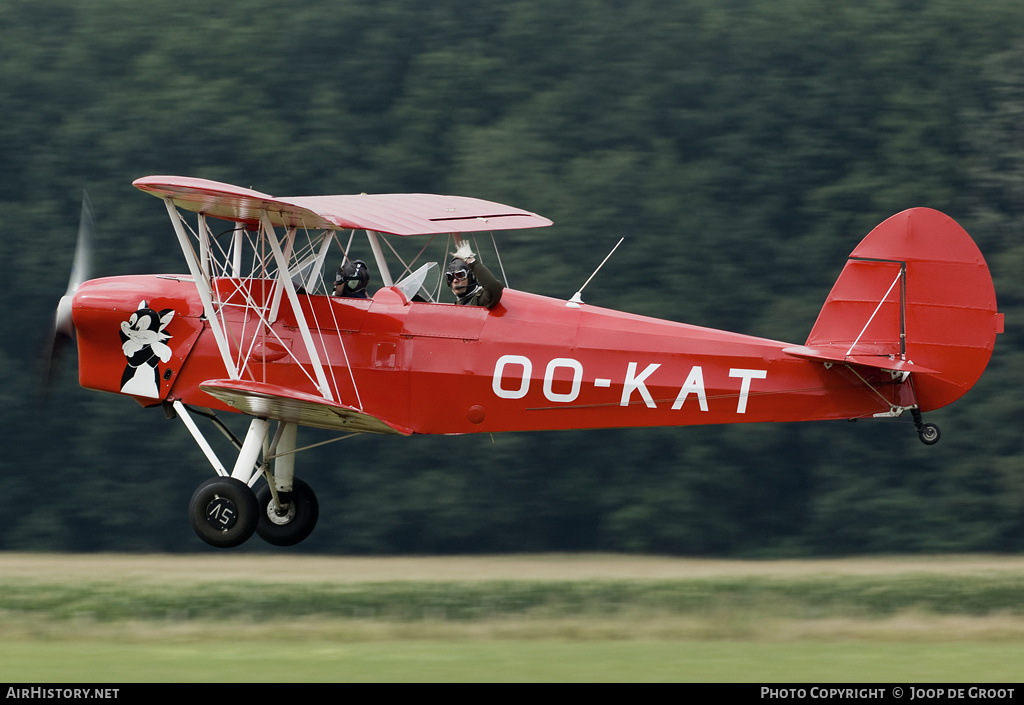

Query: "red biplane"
left=50, top=176, right=1003, bottom=548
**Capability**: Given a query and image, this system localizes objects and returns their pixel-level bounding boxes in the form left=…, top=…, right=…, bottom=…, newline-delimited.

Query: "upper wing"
left=133, top=175, right=553, bottom=235
left=199, top=379, right=412, bottom=435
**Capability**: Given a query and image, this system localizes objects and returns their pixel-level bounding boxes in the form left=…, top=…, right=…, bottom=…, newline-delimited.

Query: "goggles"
left=446, top=268, right=469, bottom=283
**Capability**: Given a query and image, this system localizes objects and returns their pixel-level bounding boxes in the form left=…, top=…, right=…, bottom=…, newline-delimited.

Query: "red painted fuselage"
left=73, top=275, right=909, bottom=435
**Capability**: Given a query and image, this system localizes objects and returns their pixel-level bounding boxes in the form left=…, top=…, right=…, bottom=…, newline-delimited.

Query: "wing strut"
left=304, top=230, right=336, bottom=292
left=164, top=198, right=240, bottom=379
left=261, top=212, right=335, bottom=402
left=366, top=231, right=394, bottom=286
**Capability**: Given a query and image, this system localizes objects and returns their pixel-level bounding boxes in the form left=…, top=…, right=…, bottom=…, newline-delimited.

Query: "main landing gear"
left=189, top=476, right=320, bottom=548
left=169, top=402, right=320, bottom=548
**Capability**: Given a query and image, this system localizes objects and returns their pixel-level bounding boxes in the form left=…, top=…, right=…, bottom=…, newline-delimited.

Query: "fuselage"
left=73, top=274, right=906, bottom=435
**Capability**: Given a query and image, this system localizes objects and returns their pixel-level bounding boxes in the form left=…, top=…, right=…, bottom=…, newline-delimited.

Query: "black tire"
left=255, top=478, right=319, bottom=546
left=918, top=423, right=941, bottom=445
left=189, top=477, right=259, bottom=548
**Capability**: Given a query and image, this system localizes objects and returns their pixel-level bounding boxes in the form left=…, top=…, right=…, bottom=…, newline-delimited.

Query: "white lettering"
left=808, top=688, right=887, bottom=699
left=543, top=358, right=583, bottom=403
left=671, top=365, right=708, bottom=411
left=491, top=355, right=771, bottom=415
left=969, top=689, right=1015, bottom=699
left=492, top=355, right=532, bottom=399
left=3, top=686, right=121, bottom=699
left=760, top=688, right=806, bottom=698
left=729, top=368, right=767, bottom=413
left=620, top=362, right=660, bottom=408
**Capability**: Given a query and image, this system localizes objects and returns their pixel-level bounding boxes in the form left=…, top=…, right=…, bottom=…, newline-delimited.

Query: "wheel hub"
left=266, top=499, right=296, bottom=526
left=204, top=494, right=238, bottom=531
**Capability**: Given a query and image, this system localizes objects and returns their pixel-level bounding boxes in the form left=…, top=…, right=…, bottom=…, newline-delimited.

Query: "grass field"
left=1, top=553, right=1023, bottom=682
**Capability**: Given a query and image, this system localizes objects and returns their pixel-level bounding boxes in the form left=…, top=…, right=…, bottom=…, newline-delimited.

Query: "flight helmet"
left=335, top=259, right=369, bottom=296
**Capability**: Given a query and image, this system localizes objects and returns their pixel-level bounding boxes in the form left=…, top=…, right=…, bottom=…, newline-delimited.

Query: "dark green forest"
left=2, top=0, right=1021, bottom=554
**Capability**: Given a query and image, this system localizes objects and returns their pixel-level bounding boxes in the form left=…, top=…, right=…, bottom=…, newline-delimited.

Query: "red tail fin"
left=804, top=208, right=1002, bottom=412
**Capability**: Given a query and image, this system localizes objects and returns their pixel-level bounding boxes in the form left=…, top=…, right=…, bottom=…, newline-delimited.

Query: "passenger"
left=446, top=241, right=503, bottom=308
left=334, top=259, right=369, bottom=298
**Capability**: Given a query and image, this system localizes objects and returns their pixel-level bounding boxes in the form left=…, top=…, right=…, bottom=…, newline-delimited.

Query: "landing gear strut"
left=911, top=408, right=941, bottom=445
left=172, top=403, right=322, bottom=548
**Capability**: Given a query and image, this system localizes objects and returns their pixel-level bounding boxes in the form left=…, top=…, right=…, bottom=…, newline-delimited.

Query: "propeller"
left=42, top=192, right=96, bottom=395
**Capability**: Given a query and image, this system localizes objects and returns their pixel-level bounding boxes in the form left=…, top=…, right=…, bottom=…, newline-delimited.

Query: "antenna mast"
left=566, top=237, right=624, bottom=308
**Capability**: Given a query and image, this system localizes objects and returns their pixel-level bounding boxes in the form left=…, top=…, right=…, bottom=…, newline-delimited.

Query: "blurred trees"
left=1, top=0, right=1021, bottom=553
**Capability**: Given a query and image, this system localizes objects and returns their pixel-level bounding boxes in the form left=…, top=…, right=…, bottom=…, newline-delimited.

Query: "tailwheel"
left=255, top=478, right=319, bottom=546
left=917, top=422, right=941, bottom=446
left=911, top=408, right=941, bottom=446
left=189, top=477, right=259, bottom=548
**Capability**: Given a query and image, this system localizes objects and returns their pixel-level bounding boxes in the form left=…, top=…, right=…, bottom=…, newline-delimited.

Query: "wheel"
left=918, top=423, right=941, bottom=445
left=255, top=477, right=319, bottom=546
left=189, top=477, right=259, bottom=548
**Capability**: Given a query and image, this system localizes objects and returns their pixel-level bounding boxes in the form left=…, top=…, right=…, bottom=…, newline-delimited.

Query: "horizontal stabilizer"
left=199, top=379, right=411, bottom=435
left=782, top=345, right=939, bottom=374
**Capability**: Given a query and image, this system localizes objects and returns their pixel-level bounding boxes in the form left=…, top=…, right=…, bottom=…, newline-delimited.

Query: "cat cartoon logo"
left=119, top=301, right=174, bottom=398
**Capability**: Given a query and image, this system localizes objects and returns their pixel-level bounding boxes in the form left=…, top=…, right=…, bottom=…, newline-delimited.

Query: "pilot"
left=334, top=259, right=369, bottom=298
left=446, top=241, right=503, bottom=308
